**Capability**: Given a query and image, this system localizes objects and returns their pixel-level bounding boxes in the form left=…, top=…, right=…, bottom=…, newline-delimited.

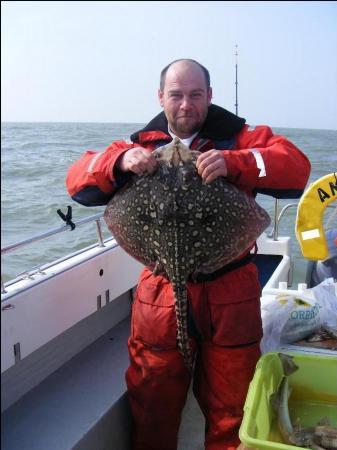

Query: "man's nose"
left=180, top=96, right=192, bottom=110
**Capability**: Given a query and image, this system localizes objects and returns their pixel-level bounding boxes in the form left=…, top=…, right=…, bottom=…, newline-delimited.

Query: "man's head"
left=158, top=59, right=212, bottom=139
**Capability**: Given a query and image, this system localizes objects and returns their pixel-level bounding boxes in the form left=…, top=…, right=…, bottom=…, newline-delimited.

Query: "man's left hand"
left=196, top=150, right=228, bottom=184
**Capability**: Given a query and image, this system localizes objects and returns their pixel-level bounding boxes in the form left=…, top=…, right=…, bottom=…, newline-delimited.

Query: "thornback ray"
left=104, top=138, right=271, bottom=371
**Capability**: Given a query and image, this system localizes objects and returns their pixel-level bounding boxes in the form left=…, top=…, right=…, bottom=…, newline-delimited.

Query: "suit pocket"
left=131, top=271, right=178, bottom=350
left=207, top=263, right=263, bottom=346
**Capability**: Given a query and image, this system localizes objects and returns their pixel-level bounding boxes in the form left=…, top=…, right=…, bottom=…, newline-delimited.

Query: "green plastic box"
left=239, top=352, right=337, bottom=450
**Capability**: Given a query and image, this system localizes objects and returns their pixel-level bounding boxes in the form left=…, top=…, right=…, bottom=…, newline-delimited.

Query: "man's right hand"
left=117, top=147, right=158, bottom=176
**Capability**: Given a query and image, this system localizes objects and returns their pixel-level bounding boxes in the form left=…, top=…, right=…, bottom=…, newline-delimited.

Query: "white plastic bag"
left=312, top=278, right=337, bottom=329
left=260, top=278, right=337, bottom=353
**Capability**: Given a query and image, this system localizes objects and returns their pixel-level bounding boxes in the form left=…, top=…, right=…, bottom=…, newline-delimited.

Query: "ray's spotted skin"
left=104, top=138, right=270, bottom=371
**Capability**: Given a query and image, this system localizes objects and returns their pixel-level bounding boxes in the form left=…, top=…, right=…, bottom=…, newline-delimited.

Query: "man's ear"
left=158, top=89, right=164, bottom=107
left=207, top=87, right=213, bottom=106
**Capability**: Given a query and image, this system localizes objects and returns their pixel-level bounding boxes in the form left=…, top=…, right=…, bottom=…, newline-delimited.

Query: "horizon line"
left=1, top=120, right=337, bottom=132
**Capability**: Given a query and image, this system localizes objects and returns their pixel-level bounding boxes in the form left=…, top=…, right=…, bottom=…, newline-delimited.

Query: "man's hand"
left=196, top=150, right=228, bottom=184
left=117, top=147, right=158, bottom=176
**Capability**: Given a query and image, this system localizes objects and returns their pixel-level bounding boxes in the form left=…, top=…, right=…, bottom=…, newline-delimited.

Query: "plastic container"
left=239, top=351, right=337, bottom=450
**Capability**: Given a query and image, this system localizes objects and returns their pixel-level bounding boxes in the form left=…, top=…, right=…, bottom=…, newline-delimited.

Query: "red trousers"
left=126, top=263, right=262, bottom=450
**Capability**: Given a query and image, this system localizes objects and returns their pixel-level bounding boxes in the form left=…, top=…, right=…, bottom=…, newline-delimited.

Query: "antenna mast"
left=235, top=44, right=238, bottom=116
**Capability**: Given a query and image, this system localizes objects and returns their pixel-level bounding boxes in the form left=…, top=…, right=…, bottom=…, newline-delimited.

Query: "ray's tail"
left=171, top=281, right=194, bottom=373
left=165, top=221, right=194, bottom=372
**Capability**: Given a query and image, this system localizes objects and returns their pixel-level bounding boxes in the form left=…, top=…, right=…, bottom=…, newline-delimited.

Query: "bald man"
left=66, top=59, right=310, bottom=450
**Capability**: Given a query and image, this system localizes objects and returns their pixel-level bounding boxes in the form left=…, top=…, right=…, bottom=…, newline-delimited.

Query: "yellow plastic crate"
left=239, top=352, right=337, bottom=450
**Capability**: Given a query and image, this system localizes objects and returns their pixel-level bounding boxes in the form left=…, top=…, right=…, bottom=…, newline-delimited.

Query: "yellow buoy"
left=295, top=173, right=337, bottom=260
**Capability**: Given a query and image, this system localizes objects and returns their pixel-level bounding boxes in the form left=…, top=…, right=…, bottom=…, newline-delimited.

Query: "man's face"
left=158, top=62, right=212, bottom=139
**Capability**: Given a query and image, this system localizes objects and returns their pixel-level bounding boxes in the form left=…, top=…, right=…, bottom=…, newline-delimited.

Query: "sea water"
left=1, top=122, right=336, bottom=283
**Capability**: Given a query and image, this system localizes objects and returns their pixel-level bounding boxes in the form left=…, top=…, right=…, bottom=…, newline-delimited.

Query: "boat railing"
left=2, top=212, right=106, bottom=256
left=267, top=200, right=299, bottom=240
left=1, top=212, right=107, bottom=294
left=267, top=200, right=336, bottom=240
left=2, top=200, right=335, bottom=294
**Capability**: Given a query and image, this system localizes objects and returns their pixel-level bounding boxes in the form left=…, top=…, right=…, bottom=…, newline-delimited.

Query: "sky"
left=1, top=1, right=337, bottom=130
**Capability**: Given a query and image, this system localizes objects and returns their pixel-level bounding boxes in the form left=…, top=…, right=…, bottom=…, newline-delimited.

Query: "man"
left=66, top=59, right=311, bottom=450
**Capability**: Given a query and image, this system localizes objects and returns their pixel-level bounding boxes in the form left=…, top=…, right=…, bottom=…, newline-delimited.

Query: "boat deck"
left=1, top=253, right=284, bottom=450
left=1, top=315, right=206, bottom=450
left=2, top=318, right=133, bottom=450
